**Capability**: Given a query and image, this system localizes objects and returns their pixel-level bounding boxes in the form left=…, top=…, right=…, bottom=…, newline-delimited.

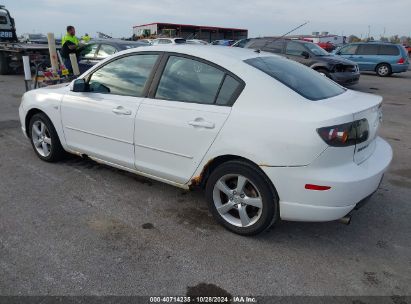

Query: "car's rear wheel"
left=205, top=160, right=279, bottom=235
left=29, top=113, right=65, bottom=162
left=376, top=63, right=391, bottom=77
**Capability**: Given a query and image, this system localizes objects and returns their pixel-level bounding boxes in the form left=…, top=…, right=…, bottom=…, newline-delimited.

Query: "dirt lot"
left=0, top=70, right=410, bottom=297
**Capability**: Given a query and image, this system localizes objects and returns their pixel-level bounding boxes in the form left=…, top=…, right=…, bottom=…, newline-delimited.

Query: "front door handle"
left=112, top=106, right=132, bottom=115
left=188, top=118, right=215, bottom=129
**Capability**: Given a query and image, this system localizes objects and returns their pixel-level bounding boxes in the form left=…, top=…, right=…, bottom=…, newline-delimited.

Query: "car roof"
left=114, top=44, right=273, bottom=68
left=90, top=39, right=143, bottom=45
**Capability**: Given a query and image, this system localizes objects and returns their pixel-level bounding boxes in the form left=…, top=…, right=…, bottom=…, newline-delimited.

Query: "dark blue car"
left=78, top=39, right=147, bottom=73
left=334, top=42, right=409, bottom=77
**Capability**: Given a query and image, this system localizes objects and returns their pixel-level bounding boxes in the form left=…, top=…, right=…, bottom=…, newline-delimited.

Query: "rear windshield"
left=245, top=56, right=346, bottom=101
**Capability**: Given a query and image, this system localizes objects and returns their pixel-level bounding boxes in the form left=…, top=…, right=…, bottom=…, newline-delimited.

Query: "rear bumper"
left=391, top=64, right=409, bottom=73
left=262, top=137, right=392, bottom=222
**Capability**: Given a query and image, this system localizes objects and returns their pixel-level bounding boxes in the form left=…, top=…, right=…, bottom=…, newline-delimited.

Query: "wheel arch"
left=310, top=63, right=330, bottom=72
left=189, top=154, right=279, bottom=199
left=25, top=108, right=47, bottom=137
left=375, top=62, right=392, bottom=71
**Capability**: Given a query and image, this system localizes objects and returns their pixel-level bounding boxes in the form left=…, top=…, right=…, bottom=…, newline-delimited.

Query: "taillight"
left=398, top=57, right=405, bottom=64
left=317, top=119, right=369, bottom=147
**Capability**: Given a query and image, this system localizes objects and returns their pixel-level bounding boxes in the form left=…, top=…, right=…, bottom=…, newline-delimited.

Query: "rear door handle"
left=188, top=118, right=215, bottom=129
left=112, top=106, right=132, bottom=115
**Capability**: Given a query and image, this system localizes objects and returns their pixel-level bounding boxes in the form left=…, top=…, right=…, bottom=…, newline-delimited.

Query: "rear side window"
left=216, top=75, right=241, bottom=105
left=378, top=45, right=400, bottom=55
left=357, top=44, right=380, bottom=55
left=249, top=40, right=284, bottom=54
left=245, top=56, right=346, bottom=101
left=155, top=56, right=225, bottom=104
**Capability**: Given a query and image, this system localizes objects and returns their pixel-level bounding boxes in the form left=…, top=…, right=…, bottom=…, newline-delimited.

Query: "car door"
left=285, top=41, right=311, bottom=66
left=61, top=53, right=161, bottom=168
left=355, top=44, right=380, bottom=71
left=78, top=43, right=99, bottom=73
left=134, top=54, right=244, bottom=184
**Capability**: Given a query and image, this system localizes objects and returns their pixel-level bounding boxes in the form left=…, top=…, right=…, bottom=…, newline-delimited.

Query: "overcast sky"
left=3, top=0, right=411, bottom=38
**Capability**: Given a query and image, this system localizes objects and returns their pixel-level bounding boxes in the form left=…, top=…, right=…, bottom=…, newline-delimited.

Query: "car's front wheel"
left=205, top=160, right=279, bottom=235
left=376, top=63, right=392, bottom=77
left=29, top=113, right=65, bottom=162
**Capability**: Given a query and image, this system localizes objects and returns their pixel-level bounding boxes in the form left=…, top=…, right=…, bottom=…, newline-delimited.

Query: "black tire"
left=376, top=63, right=392, bottom=77
left=0, top=52, right=10, bottom=75
left=29, top=113, right=66, bottom=162
left=205, top=160, right=279, bottom=236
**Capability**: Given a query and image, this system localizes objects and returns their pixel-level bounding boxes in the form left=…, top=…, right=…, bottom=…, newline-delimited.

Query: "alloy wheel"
left=212, top=174, right=263, bottom=227
left=31, top=120, right=52, bottom=157
left=378, top=65, right=389, bottom=76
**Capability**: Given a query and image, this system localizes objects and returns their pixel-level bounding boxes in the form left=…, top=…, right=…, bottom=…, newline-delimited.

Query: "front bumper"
left=261, top=137, right=392, bottom=222
left=330, top=71, right=360, bottom=86
left=18, top=104, right=28, bottom=138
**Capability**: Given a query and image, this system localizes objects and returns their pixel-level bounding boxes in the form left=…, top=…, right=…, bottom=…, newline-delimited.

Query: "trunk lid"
left=315, top=89, right=383, bottom=164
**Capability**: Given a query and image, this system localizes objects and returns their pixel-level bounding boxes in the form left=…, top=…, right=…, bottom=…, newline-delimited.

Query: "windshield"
left=245, top=56, right=346, bottom=101
left=174, top=39, right=186, bottom=44
left=303, top=43, right=329, bottom=56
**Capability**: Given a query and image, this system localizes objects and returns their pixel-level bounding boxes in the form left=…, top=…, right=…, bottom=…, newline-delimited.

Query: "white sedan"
left=19, top=45, right=392, bottom=235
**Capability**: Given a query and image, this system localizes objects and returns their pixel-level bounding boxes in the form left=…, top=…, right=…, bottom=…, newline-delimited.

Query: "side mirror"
left=71, top=79, right=86, bottom=92
left=301, top=51, right=310, bottom=59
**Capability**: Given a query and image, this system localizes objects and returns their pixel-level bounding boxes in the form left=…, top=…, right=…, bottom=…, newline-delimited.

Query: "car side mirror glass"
left=301, top=51, right=310, bottom=59
left=71, top=79, right=86, bottom=92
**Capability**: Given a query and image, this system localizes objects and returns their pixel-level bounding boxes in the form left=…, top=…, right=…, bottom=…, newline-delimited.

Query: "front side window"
left=303, top=43, right=329, bottom=56
left=88, top=54, right=159, bottom=97
left=285, top=41, right=308, bottom=56
left=80, top=44, right=99, bottom=59
left=245, top=56, right=346, bottom=101
left=155, top=56, right=225, bottom=104
left=97, top=44, right=117, bottom=59
left=339, top=44, right=358, bottom=55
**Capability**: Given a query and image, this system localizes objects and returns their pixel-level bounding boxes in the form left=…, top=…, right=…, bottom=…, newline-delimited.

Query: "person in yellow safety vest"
left=82, top=33, right=91, bottom=43
left=61, top=25, right=79, bottom=73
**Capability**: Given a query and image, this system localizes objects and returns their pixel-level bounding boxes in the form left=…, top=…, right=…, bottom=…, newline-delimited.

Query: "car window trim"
left=82, top=51, right=165, bottom=98
left=147, top=52, right=245, bottom=107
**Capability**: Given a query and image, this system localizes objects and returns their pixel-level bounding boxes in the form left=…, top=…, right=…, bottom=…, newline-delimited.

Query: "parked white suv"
left=19, top=45, right=392, bottom=235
